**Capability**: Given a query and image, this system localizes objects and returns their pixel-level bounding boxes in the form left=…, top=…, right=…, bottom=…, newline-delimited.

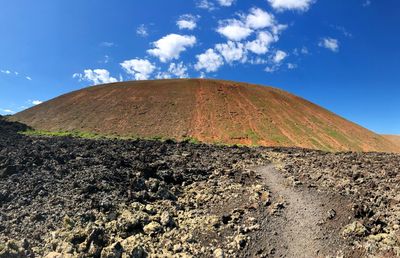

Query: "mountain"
left=11, top=79, right=400, bottom=152
left=382, top=135, right=400, bottom=148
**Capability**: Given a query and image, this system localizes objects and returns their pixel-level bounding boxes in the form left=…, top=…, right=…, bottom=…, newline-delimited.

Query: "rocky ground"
left=267, top=148, right=400, bottom=257
left=1, top=115, right=400, bottom=257
left=0, top=117, right=272, bottom=257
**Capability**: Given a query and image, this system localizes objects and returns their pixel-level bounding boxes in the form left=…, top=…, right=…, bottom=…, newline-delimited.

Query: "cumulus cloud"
left=264, top=50, right=288, bottom=73
left=217, top=19, right=253, bottom=41
left=120, top=59, right=156, bottom=80
left=155, top=72, right=171, bottom=79
left=177, top=14, right=199, bottom=30
left=73, top=69, right=118, bottom=85
left=294, top=46, right=309, bottom=55
left=0, top=109, right=14, bottom=115
left=245, top=8, right=275, bottom=30
left=271, top=24, right=288, bottom=36
left=198, top=7, right=288, bottom=73
left=273, top=50, right=288, bottom=63
left=319, top=37, right=339, bottom=52
left=1, top=69, right=32, bottom=80
left=332, top=25, right=352, bottom=38
left=246, top=31, right=275, bottom=54
left=99, top=55, right=110, bottom=64
left=363, top=0, right=371, bottom=7
left=217, top=0, right=235, bottom=6
left=268, top=0, right=315, bottom=11
left=156, top=62, right=189, bottom=79
left=196, top=0, right=215, bottom=11
left=100, top=42, right=115, bottom=47
left=287, top=63, right=297, bottom=69
left=265, top=67, right=277, bottom=73
left=31, top=100, right=43, bottom=105
left=215, top=41, right=246, bottom=63
left=168, top=62, right=189, bottom=78
left=217, top=7, right=285, bottom=42
left=136, top=24, right=148, bottom=37
left=301, top=47, right=309, bottom=54
left=0, top=70, right=11, bottom=74
left=195, top=49, right=224, bottom=72
left=147, top=34, right=196, bottom=62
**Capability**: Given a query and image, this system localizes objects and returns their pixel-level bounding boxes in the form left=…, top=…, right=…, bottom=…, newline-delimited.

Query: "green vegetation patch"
left=324, top=127, right=361, bottom=150
left=270, top=134, right=290, bottom=145
left=310, top=137, right=332, bottom=152
left=245, top=130, right=261, bottom=145
left=21, top=130, right=104, bottom=139
left=20, top=129, right=203, bottom=145
left=182, top=136, right=201, bottom=144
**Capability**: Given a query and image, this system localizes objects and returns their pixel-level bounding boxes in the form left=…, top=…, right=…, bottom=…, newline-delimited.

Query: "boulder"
left=143, top=221, right=162, bottom=235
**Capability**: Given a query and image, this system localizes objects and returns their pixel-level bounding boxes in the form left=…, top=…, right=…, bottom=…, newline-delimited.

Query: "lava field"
left=1, top=116, right=400, bottom=258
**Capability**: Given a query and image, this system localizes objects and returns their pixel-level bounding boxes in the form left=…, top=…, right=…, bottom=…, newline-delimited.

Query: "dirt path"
left=248, top=165, right=351, bottom=258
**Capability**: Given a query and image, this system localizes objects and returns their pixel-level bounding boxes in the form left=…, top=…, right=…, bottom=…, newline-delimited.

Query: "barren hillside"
left=382, top=135, right=400, bottom=148
left=12, top=79, right=400, bottom=152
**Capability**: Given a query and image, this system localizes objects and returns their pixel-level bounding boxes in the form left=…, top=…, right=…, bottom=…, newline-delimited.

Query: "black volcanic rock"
left=0, top=118, right=268, bottom=257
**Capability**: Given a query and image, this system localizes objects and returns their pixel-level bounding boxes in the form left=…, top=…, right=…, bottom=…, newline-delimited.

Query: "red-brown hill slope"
left=11, top=79, right=400, bottom=152
left=382, top=135, right=400, bottom=148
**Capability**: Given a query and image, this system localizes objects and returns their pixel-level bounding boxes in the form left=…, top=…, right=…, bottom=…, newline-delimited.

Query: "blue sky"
left=0, top=0, right=399, bottom=134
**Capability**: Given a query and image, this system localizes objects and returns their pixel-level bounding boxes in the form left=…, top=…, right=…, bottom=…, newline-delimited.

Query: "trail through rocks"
left=254, top=165, right=350, bottom=258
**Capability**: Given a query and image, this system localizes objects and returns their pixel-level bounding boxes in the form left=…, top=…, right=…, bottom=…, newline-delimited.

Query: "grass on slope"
left=20, top=129, right=203, bottom=144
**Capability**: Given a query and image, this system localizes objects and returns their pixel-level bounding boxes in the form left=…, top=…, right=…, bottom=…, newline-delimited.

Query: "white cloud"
left=333, top=25, right=352, bottom=38
left=136, top=24, right=148, bottom=37
left=195, top=49, right=224, bottom=72
left=216, top=7, right=285, bottom=42
left=1, top=69, right=32, bottom=80
left=31, top=100, right=43, bottom=105
left=265, top=50, right=288, bottom=73
left=168, top=62, right=189, bottom=78
left=287, top=63, right=297, bottom=69
left=100, top=42, right=115, bottom=47
left=363, top=0, right=371, bottom=7
left=0, top=109, right=15, bottom=114
left=268, top=0, right=315, bottom=11
left=217, top=19, right=253, bottom=41
left=73, top=69, right=118, bottom=85
left=293, top=46, right=309, bottom=55
left=265, top=66, right=277, bottom=73
left=120, top=59, right=156, bottom=80
left=246, top=31, right=275, bottom=54
left=273, top=50, right=288, bottom=63
left=155, top=72, right=171, bottom=79
left=147, top=34, right=196, bottom=62
left=217, top=0, right=235, bottom=6
left=196, top=0, right=215, bottom=11
left=271, top=24, right=288, bottom=36
left=319, top=37, right=339, bottom=52
left=156, top=62, right=189, bottom=79
left=177, top=14, right=199, bottom=30
left=245, top=8, right=275, bottom=30
left=215, top=41, right=246, bottom=63
left=247, top=57, right=268, bottom=65
left=99, top=55, right=110, bottom=64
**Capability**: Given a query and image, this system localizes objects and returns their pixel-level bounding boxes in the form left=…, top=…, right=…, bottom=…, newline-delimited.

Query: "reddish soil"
left=382, top=135, right=400, bottom=148
left=11, top=79, right=400, bottom=153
